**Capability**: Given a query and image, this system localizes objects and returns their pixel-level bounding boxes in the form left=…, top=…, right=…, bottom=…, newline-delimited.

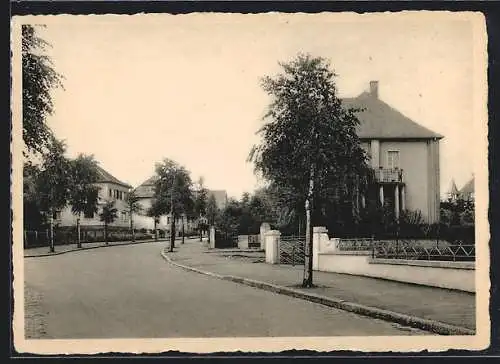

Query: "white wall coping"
left=319, top=250, right=372, bottom=256
left=368, top=257, right=475, bottom=270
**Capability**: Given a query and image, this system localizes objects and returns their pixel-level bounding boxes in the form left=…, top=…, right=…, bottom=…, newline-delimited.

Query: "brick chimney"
left=369, top=81, right=379, bottom=98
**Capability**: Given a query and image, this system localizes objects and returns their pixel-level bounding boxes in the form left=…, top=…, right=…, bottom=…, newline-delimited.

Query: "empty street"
left=24, top=241, right=426, bottom=338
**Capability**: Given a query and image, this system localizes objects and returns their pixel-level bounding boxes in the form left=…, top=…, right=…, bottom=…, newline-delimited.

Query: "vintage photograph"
left=12, top=11, right=489, bottom=354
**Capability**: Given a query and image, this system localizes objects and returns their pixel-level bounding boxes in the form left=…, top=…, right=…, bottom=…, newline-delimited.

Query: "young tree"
left=22, top=25, right=64, bottom=156
left=99, top=201, right=118, bottom=245
left=249, top=54, right=371, bottom=287
left=152, top=159, right=194, bottom=252
left=126, top=191, right=142, bottom=241
left=36, top=138, right=72, bottom=252
left=147, top=201, right=162, bottom=241
left=68, top=155, right=100, bottom=248
left=194, top=177, right=208, bottom=242
left=205, top=194, right=218, bottom=243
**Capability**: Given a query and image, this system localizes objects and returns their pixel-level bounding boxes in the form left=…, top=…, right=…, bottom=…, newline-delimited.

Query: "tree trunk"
left=199, top=215, right=203, bottom=242
left=49, top=212, right=55, bottom=253
left=77, top=214, right=81, bottom=248
left=104, top=223, right=108, bottom=245
left=302, top=166, right=315, bottom=288
left=154, top=218, right=158, bottom=241
left=130, top=213, right=135, bottom=242
left=169, top=216, right=176, bottom=252
left=207, top=223, right=211, bottom=243
left=182, top=215, right=185, bottom=244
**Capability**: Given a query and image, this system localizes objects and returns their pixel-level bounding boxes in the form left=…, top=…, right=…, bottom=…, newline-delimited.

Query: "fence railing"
left=374, top=168, right=403, bottom=183
left=24, top=229, right=153, bottom=249
left=336, top=238, right=374, bottom=251
left=279, top=235, right=306, bottom=265
left=372, top=240, right=475, bottom=262
left=248, top=234, right=261, bottom=248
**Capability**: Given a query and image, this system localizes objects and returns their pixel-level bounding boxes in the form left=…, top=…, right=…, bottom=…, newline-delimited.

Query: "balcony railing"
left=374, top=168, right=403, bottom=183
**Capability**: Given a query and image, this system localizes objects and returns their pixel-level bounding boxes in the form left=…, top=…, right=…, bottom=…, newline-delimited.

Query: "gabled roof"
left=341, top=91, right=444, bottom=140
left=95, top=165, right=131, bottom=189
left=449, top=179, right=459, bottom=195
left=133, top=176, right=158, bottom=198
left=459, top=177, right=474, bottom=195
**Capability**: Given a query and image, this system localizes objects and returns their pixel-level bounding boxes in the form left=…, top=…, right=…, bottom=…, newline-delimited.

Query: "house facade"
left=343, top=81, right=443, bottom=223
left=133, top=176, right=197, bottom=235
left=57, top=165, right=132, bottom=229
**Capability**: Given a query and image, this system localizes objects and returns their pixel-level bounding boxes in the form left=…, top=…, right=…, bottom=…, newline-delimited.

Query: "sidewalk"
left=166, top=239, right=475, bottom=331
left=24, top=238, right=168, bottom=258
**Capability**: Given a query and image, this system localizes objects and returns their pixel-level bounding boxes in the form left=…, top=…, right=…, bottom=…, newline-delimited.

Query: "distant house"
left=458, top=177, right=475, bottom=202
left=342, top=81, right=444, bottom=223
left=57, top=165, right=132, bottom=229
left=133, top=176, right=197, bottom=235
left=207, top=190, right=228, bottom=210
left=446, top=179, right=460, bottom=202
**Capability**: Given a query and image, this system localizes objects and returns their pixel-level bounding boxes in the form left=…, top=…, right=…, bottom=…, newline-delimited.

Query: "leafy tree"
left=99, top=201, right=118, bottom=244
left=249, top=53, right=370, bottom=287
left=126, top=191, right=142, bottom=241
left=193, top=177, right=208, bottom=242
left=22, top=25, right=64, bottom=155
left=152, top=159, right=194, bottom=252
left=68, top=155, right=100, bottom=248
left=36, top=138, right=72, bottom=252
left=23, top=161, right=46, bottom=230
left=215, top=199, right=242, bottom=238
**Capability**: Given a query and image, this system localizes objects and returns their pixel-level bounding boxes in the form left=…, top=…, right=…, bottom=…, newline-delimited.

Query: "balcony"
left=374, top=168, right=403, bottom=183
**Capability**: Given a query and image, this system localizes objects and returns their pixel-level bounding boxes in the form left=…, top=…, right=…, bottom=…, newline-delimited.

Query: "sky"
left=29, top=12, right=482, bottom=199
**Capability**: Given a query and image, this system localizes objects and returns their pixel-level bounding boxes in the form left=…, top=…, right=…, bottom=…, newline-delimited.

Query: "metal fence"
left=278, top=235, right=306, bottom=265
left=372, top=240, right=475, bottom=262
left=248, top=234, right=261, bottom=248
left=24, top=228, right=153, bottom=249
left=336, top=238, right=374, bottom=251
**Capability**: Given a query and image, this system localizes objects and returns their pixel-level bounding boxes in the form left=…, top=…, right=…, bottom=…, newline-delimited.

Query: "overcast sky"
left=32, top=12, right=482, bottom=199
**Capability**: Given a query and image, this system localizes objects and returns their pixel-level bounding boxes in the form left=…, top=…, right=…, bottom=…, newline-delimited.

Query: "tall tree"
left=36, top=138, right=72, bottom=252
left=152, top=159, right=194, bottom=252
left=68, top=155, right=100, bottom=248
left=22, top=25, right=64, bottom=155
left=23, top=161, right=46, bottom=231
left=194, top=177, right=208, bottom=242
left=205, top=194, right=218, bottom=243
left=249, top=53, right=371, bottom=287
left=126, top=191, right=142, bottom=241
left=99, top=201, right=118, bottom=245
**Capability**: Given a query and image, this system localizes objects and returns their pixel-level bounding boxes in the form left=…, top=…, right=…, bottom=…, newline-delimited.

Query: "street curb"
left=24, top=238, right=169, bottom=258
left=161, top=249, right=475, bottom=336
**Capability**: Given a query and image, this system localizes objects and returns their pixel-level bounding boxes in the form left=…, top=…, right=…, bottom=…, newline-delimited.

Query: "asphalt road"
left=24, top=241, right=426, bottom=338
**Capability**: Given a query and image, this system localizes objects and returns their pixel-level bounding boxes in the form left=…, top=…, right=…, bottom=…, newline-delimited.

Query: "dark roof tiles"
left=95, top=165, right=131, bottom=188
left=341, top=91, right=443, bottom=140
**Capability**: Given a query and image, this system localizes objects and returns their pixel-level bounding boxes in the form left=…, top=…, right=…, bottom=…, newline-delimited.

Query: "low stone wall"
left=238, top=235, right=249, bottom=250
left=316, top=251, right=475, bottom=293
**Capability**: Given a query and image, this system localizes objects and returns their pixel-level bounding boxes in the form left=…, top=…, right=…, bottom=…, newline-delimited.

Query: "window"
left=387, top=151, right=400, bottom=169
left=109, top=189, right=112, bottom=197
left=84, top=210, right=94, bottom=219
left=121, top=211, right=127, bottom=222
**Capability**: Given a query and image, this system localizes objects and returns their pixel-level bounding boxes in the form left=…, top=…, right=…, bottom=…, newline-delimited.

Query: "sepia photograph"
left=11, top=11, right=489, bottom=354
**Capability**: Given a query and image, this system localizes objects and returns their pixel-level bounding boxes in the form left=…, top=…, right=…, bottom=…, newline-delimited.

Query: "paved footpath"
left=24, top=238, right=168, bottom=258
left=166, top=239, right=475, bottom=331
